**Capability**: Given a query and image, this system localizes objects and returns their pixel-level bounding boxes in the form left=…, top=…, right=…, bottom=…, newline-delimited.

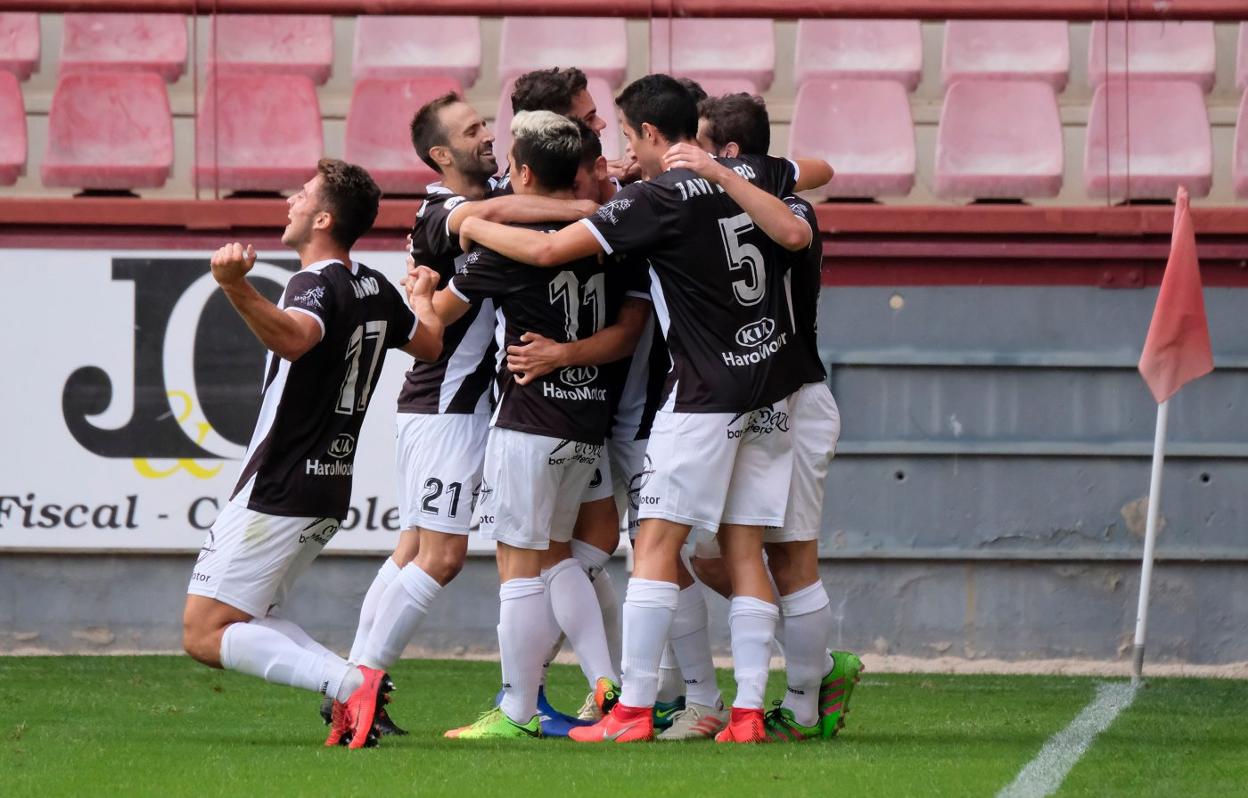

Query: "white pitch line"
left=997, top=682, right=1137, bottom=798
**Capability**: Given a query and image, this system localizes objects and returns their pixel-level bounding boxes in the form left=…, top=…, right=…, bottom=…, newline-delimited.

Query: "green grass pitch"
left=2, top=657, right=1245, bottom=797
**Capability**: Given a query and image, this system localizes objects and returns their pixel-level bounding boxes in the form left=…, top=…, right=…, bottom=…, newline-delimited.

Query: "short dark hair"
left=510, top=110, right=583, bottom=191
left=698, top=93, right=771, bottom=155
left=409, top=91, right=462, bottom=173
left=315, top=158, right=381, bottom=249
left=615, top=74, right=697, bottom=143
left=677, top=77, right=708, bottom=105
left=511, top=67, right=589, bottom=115
left=571, top=117, right=602, bottom=166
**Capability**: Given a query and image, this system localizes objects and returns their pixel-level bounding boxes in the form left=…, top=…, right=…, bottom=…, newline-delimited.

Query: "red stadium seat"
left=60, top=14, right=187, bottom=82
left=0, top=71, right=25, bottom=184
left=935, top=81, right=1063, bottom=200
left=1088, top=21, right=1215, bottom=93
left=346, top=76, right=463, bottom=195
left=206, top=15, right=333, bottom=85
left=42, top=72, right=172, bottom=189
left=498, top=17, right=627, bottom=88
left=650, top=18, right=775, bottom=94
left=1234, top=92, right=1248, bottom=198
left=1084, top=80, right=1211, bottom=201
left=0, top=13, right=39, bottom=81
left=788, top=79, right=915, bottom=199
left=195, top=73, right=323, bottom=193
left=493, top=76, right=622, bottom=173
left=793, top=19, right=922, bottom=92
left=352, top=16, right=480, bottom=87
left=942, top=21, right=1069, bottom=91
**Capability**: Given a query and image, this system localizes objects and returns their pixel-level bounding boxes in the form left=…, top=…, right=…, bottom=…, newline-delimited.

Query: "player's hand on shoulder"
left=506, top=331, right=566, bottom=385
left=210, top=242, right=256, bottom=286
left=663, top=143, right=722, bottom=181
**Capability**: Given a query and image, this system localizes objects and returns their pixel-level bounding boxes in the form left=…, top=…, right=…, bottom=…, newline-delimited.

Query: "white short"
left=395, top=412, right=489, bottom=535
left=638, top=398, right=794, bottom=533
left=187, top=500, right=339, bottom=618
left=582, top=442, right=614, bottom=504
left=765, top=382, right=840, bottom=543
left=608, top=434, right=649, bottom=537
left=476, top=427, right=602, bottom=550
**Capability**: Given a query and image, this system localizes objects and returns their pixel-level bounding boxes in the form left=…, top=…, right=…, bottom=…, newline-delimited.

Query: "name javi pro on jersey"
left=580, top=154, right=799, bottom=413
left=232, top=260, right=418, bottom=519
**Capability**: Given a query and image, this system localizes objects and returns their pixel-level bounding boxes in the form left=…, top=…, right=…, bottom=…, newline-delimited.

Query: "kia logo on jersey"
left=327, top=433, right=355, bottom=459
left=559, top=365, right=599, bottom=387
left=735, top=317, right=776, bottom=348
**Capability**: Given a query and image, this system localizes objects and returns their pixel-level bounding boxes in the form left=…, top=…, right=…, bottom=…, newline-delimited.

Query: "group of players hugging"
left=179, top=65, right=862, bottom=747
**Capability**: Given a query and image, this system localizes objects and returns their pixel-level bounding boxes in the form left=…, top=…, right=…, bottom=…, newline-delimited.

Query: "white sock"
left=779, top=582, right=834, bottom=727
left=220, top=620, right=358, bottom=700
left=252, top=615, right=335, bottom=659
left=728, top=596, right=780, bottom=710
left=544, top=558, right=617, bottom=685
left=498, top=577, right=560, bottom=725
left=656, top=642, right=685, bottom=703
left=669, top=584, right=721, bottom=707
left=348, top=557, right=400, bottom=663
left=619, top=578, right=679, bottom=708
left=540, top=634, right=565, bottom=689
left=358, top=563, right=441, bottom=670
left=572, top=540, right=622, bottom=670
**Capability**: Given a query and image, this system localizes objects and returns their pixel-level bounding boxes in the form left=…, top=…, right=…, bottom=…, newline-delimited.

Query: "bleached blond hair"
left=509, top=110, right=584, bottom=189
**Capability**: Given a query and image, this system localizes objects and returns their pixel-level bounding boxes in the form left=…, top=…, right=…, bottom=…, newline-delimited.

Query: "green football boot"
left=452, top=707, right=542, bottom=740
left=818, top=650, right=863, bottom=738
left=764, top=706, right=821, bottom=742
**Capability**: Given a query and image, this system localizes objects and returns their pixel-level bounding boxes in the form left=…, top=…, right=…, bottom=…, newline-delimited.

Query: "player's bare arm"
left=662, top=144, right=812, bottom=252
left=792, top=158, right=834, bottom=192
left=401, top=264, right=444, bottom=362
left=458, top=215, right=603, bottom=268
left=507, top=297, right=652, bottom=385
left=446, top=194, right=599, bottom=233
left=211, top=242, right=322, bottom=361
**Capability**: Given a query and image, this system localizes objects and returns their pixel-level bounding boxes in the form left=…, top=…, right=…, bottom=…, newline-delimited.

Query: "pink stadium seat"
left=346, top=76, right=463, bottom=195
left=1238, top=23, right=1248, bottom=91
left=935, top=81, right=1063, bottom=200
left=60, top=14, right=187, bottom=82
left=195, top=73, right=323, bottom=193
left=498, top=17, right=627, bottom=88
left=1084, top=80, right=1211, bottom=201
left=689, top=78, right=760, bottom=99
left=793, top=19, right=922, bottom=92
left=493, top=76, right=622, bottom=173
left=1234, top=93, right=1248, bottom=198
left=0, top=71, right=25, bottom=184
left=1088, top=21, right=1215, bottom=93
left=42, top=72, right=172, bottom=189
left=788, top=79, right=915, bottom=199
left=942, top=21, right=1069, bottom=91
left=0, top=13, right=39, bottom=81
left=650, top=18, right=775, bottom=94
left=206, top=15, right=333, bottom=85
left=352, top=16, right=480, bottom=87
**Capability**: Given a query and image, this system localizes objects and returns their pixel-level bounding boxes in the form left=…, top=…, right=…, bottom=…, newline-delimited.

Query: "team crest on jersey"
left=594, top=198, right=633, bottom=225
left=292, top=285, right=325, bottom=309
left=444, top=196, right=466, bottom=211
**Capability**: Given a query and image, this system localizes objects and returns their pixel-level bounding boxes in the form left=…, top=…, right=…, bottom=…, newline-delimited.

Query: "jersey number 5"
left=719, top=212, right=766, bottom=307
left=336, top=321, right=387, bottom=415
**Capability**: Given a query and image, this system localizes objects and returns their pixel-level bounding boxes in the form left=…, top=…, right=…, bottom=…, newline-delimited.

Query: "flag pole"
left=1131, top=398, right=1169, bottom=687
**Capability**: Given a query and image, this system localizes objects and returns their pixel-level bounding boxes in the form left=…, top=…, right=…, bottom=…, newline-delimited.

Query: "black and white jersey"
left=396, top=181, right=501, bottom=415
left=580, top=154, right=799, bottom=414
left=232, top=259, right=419, bottom=519
left=780, top=195, right=826, bottom=386
left=449, top=223, right=638, bottom=445
left=607, top=302, right=670, bottom=443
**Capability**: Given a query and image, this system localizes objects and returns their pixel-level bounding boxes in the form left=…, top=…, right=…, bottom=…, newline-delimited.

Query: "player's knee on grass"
left=764, top=540, right=820, bottom=596
left=415, top=530, right=468, bottom=585
left=690, top=555, right=732, bottom=599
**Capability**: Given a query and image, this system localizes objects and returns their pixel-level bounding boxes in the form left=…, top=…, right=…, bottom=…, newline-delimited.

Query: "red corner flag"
left=1138, top=187, right=1214, bottom=403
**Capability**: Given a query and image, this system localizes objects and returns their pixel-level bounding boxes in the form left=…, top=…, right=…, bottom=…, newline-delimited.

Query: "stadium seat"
left=1234, top=92, right=1248, bottom=198
left=352, top=16, right=481, bottom=87
left=942, top=21, right=1069, bottom=91
left=60, top=14, right=187, bottom=82
left=649, top=18, right=775, bottom=94
left=493, top=76, right=622, bottom=172
left=1238, top=23, right=1248, bottom=92
left=0, top=71, right=25, bottom=184
left=934, top=80, right=1063, bottom=200
left=1088, top=21, right=1216, bottom=93
left=195, top=73, right=323, bottom=193
left=1084, top=80, right=1212, bottom=201
left=498, top=17, right=627, bottom=88
left=346, top=76, right=462, bottom=195
left=0, top=13, right=39, bottom=81
left=788, top=79, right=915, bottom=198
left=793, top=19, right=922, bottom=92
left=687, top=78, right=761, bottom=99
left=42, top=72, right=172, bottom=189
left=205, top=15, right=333, bottom=85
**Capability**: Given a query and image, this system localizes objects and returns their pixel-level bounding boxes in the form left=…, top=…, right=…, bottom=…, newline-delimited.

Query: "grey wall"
left=2, top=285, right=1244, bottom=663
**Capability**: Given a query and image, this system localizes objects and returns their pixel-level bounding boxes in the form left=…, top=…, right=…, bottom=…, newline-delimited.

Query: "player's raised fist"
left=406, top=265, right=438, bottom=302
left=210, top=242, right=257, bottom=286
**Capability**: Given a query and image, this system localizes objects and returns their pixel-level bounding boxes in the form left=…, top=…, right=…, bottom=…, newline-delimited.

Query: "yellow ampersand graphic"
left=132, top=391, right=224, bottom=480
